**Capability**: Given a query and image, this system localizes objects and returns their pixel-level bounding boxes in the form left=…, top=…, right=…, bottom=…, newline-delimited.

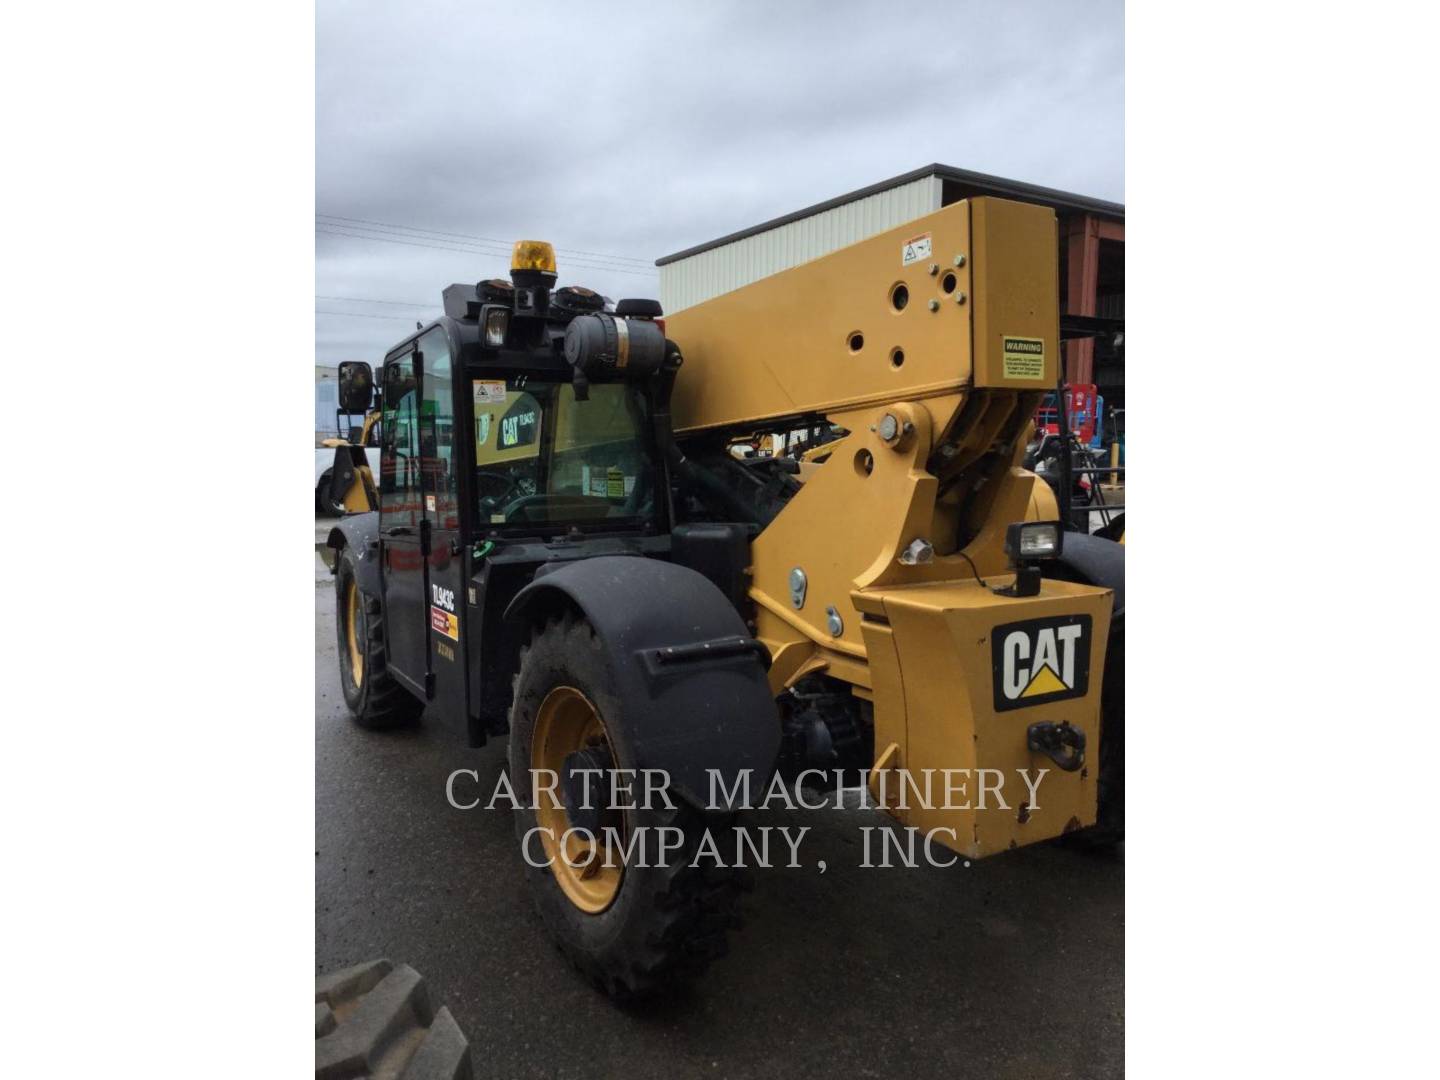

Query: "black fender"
left=505, top=556, right=779, bottom=812
left=325, top=510, right=382, bottom=600
left=1053, top=532, right=1124, bottom=618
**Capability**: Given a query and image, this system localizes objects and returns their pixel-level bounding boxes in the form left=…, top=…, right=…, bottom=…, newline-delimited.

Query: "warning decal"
left=1001, top=336, right=1047, bottom=380
left=991, top=614, right=1091, bottom=712
left=473, top=379, right=507, bottom=405
left=901, top=233, right=932, bottom=266
left=430, top=605, right=459, bottom=641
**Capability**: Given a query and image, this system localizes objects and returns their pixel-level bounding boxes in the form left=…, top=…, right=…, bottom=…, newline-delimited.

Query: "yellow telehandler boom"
left=666, top=197, right=1118, bottom=855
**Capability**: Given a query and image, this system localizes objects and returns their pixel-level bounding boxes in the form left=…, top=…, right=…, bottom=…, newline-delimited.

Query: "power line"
left=315, top=224, right=657, bottom=279
left=316, top=212, right=653, bottom=268
left=315, top=225, right=658, bottom=279
left=317, top=219, right=514, bottom=258
left=316, top=224, right=519, bottom=262
left=316, top=295, right=433, bottom=308
left=317, top=223, right=515, bottom=261
left=316, top=308, right=419, bottom=321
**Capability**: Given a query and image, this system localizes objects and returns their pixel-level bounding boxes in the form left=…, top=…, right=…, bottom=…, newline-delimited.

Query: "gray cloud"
left=317, top=0, right=1122, bottom=365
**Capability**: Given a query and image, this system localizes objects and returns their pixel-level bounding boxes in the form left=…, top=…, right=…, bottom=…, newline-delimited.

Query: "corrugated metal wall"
left=659, top=175, right=942, bottom=313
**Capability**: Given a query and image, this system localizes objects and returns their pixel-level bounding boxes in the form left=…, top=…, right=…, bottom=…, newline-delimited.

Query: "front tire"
left=335, top=549, right=423, bottom=731
left=1043, top=561, right=1124, bottom=850
left=508, top=612, right=745, bottom=1000
left=1090, top=615, right=1124, bottom=843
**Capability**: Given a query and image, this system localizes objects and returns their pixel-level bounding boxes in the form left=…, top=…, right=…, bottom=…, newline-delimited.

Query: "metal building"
left=656, top=164, right=1125, bottom=409
left=316, top=364, right=339, bottom=443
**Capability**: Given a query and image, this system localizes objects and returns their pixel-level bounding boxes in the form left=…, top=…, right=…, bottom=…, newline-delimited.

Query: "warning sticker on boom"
left=1001, top=336, right=1047, bottom=380
left=901, top=233, right=932, bottom=266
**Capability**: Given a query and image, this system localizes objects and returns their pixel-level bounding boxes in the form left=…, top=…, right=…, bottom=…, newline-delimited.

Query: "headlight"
left=1005, top=521, right=1062, bottom=562
left=483, top=307, right=509, bottom=347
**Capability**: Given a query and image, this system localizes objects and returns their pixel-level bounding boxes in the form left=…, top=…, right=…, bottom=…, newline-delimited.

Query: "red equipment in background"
left=1035, top=384, right=1099, bottom=444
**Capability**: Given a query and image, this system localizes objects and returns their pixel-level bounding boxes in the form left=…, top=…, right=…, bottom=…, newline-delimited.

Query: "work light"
left=484, top=307, right=509, bottom=347
left=1006, top=521, right=1062, bottom=561
left=994, top=521, right=1063, bottom=598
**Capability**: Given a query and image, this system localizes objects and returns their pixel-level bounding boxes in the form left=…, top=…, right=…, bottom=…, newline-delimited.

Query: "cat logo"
left=990, top=614, right=1091, bottom=712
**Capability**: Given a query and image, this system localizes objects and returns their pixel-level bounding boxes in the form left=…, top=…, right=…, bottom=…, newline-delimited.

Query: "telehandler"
left=325, top=199, right=1124, bottom=999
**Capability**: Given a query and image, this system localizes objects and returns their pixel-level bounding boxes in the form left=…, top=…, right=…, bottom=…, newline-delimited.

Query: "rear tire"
left=1043, top=562, right=1124, bottom=850
left=317, top=471, right=344, bottom=517
left=336, top=549, right=423, bottom=731
left=315, top=959, right=472, bottom=1079
left=1089, top=615, right=1124, bottom=844
left=508, top=612, right=746, bottom=1000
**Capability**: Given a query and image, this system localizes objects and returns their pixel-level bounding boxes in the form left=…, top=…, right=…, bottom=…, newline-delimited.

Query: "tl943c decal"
left=990, top=614, right=1091, bottom=712
left=430, top=582, right=459, bottom=641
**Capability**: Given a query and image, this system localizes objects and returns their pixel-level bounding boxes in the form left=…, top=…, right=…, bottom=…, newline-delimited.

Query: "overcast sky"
left=316, top=0, right=1123, bottom=367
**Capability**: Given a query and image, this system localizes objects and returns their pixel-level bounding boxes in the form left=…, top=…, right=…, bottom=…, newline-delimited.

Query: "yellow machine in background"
left=320, top=408, right=381, bottom=515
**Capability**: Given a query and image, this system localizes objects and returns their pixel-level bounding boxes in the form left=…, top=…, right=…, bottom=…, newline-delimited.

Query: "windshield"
left=471, top=377, right=659, bottom=529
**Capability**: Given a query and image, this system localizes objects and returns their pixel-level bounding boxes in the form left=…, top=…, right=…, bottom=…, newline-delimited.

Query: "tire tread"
left=510, top=613, right=746, bottom=1001
left=314, top=960, right=472, bottom=1080
left=336, top=551, right=423, bottom=731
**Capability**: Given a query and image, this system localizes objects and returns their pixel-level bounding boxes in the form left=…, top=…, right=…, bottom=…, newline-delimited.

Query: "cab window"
left=416, top=328, right=459, bottom=528
left=471, top=378, right=657, bottom=528
left=380, top=355, right=419, bottom=525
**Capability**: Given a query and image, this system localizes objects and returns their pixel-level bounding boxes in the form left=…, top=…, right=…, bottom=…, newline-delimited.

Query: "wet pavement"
left=315, top=546, right=1124, bottom=1079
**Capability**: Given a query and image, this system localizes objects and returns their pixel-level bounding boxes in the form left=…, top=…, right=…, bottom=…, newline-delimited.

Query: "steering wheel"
left=499, top=493, right=611, bottom=523
left=474, top=470, right=522, bottom=513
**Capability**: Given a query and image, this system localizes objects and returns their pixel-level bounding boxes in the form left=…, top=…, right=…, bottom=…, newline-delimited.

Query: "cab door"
left=415, top=327, right=469, bottom=727
left=379, top=350, right=430, bottom=698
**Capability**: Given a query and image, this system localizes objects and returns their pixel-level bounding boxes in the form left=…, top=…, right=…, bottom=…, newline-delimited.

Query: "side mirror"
left=338, top=362, right=374, bottom=414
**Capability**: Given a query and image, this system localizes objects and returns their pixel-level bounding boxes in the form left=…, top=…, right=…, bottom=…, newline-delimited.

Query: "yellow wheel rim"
left=345, top=579, right=363, bottom=688
left=531, top=686, right=624, bottom=913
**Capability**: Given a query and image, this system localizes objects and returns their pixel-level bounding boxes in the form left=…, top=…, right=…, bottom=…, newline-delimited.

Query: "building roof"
left=656, top=163, right=1124, bottom=267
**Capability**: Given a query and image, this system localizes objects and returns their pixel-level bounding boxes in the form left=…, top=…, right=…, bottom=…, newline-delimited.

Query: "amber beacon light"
left=511, top=240, right=557, bottom=274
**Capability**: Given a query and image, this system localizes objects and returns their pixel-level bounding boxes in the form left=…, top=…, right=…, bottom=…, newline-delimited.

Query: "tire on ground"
left=317, top=471, right=343, bottom=517
left=1089, top=613, right=1124, bottom=843
left=336, top=547, right=423, bottom=731
left=1042, top=561, right=1124, bottom=849
left=315, top=958, right=472, bottom=1080
left=508, top=611, right=746, bottom=1000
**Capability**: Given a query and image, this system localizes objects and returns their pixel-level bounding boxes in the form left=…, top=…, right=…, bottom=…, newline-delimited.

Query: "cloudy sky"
left=317, top=0, right=1123, bottom=367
